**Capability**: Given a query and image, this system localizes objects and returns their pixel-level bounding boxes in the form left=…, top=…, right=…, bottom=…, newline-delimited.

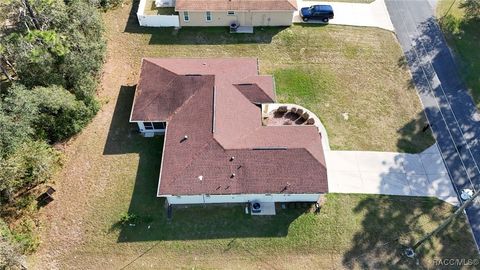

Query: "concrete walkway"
left=293, top=0, right=394, bottom=31
left=327, top=144, right=458, bottom=205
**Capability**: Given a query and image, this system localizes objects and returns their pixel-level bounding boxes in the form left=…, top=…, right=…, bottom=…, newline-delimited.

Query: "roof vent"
left=198, top=175, right=203, bottom=181
left=180, top=135, right=188, bottom=143
left=230, top=173, right=236, bottom=179
left=230, top=156, right=235, bottom=161
left=253, top=147, right=287, bottom=150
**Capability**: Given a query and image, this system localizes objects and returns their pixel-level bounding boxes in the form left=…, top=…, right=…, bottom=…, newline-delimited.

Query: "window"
left=143, top=122, right=153, bottom=130
left=206, top=11, right=212, bottom=22
left=153, top=122, right=165, bottom=129
left=183, top=11, right=189, bottom=22
left=227, top=11, right=235, bottom=15
left=143, top=122, right=165, bottom=130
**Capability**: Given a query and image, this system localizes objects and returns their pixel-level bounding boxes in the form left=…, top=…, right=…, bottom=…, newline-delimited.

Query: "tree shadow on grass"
left=341, top=149, right=478, bottom=268
left=341, top=194, right=479, bottom=269
left=396, top=110, right=435, bottom=153
left=104, top=85, right=306, bottom=242
left=124, top=0, right=287, bottom=45
left=342, top=109, right=479, bottom=268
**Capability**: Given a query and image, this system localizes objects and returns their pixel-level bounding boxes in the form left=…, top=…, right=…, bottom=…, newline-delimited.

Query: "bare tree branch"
left=22, top=0, right=40, bottom=30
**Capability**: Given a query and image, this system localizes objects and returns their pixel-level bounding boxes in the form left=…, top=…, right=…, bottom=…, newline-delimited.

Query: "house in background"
left=137, top=0, right=297, bottom=28
left=176, top=0, right=297, bottom=27
left=129, top=58, right=327, bottom=214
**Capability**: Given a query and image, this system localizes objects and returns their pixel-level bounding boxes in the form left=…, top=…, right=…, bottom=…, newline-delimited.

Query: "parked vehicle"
left=300, top=5, right=334, bottom=22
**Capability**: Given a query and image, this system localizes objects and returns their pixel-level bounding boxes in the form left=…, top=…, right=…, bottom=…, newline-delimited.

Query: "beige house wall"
left=177, top=10, right=294, bottom=27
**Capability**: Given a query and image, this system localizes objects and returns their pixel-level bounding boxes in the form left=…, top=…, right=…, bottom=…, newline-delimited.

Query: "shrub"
left=0, top=220, right=26, bottom=269
left=12, top=218, right=40, bottom=254
left=15, top=194, right=36, bottom=211
left=33, top=85, right=93, bottom=142
left=119, top=213, right=137, bottom=224
left=0, top=140, right=61, bottom=202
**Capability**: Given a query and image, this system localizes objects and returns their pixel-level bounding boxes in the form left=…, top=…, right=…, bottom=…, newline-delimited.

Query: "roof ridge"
left=138, top=72, right=179, bottom=118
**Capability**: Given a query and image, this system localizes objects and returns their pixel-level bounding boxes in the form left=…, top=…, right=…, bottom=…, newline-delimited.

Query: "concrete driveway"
left=327, top=144, right=458, bottom=205
left=293, top=0, right=394, bottom=31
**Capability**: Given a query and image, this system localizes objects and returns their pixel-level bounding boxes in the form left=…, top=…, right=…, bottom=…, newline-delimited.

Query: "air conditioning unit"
left=250, top=201, right=262, bottom=213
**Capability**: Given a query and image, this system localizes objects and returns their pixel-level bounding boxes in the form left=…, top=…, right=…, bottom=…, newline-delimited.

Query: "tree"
left=2, top=30, right=68, bottom=87
left=0, top=140, right=61, bottom=202
left=33, top=85, right=92, bottom=142
left=62, top=0, right=105, bottom=106
left=0, top=0, right=107, bottom=257
left=0, top=84, right=38, bottom=157
left=23, top=0, right=41, bottom=30
left=0, top=0, right=67, bottom=32
left=0, top=0, right=105, bottom=104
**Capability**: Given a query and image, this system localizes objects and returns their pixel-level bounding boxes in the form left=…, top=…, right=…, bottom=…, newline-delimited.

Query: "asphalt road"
left=385, top=0, right=480, bottom=250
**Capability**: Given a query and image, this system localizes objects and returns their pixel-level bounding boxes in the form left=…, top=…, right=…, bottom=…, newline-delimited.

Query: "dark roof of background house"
left=130, top=58, right=327, bottom=196
left=175, top=0, right=298, bottom=11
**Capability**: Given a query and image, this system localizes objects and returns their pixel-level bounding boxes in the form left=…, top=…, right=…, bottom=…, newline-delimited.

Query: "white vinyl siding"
left=164, top=193, right=322, bottom=205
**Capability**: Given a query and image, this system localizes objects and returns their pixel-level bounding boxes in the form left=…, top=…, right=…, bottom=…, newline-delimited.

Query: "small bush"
left=15, top=195, right=36, bottom=211
left=12, top=218, right=40, bottom=254
left=93, top=0, right=124, bottom=9
left=0, top=220, right=26, bottom=268
left=119, top=213, right=137, bottom=224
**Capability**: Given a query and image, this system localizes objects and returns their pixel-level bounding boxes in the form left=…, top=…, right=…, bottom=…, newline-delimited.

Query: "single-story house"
left=129, top=58, right=328, bottom=207
left=175, top=0, right=298, bottom=27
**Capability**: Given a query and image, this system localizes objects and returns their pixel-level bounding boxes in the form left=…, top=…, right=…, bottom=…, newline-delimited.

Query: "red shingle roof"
left=175, top=0, right=298, bottom=11
left=130, top=58, right=328, bottom=196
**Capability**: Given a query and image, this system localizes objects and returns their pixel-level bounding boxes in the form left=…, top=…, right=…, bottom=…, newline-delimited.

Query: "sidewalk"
left=293, top=0, right=394, bottom=31
left=327, top=144, right=459, bottom=205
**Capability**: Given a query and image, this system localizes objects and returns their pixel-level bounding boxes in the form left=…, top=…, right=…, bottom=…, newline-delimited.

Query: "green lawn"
left=437, top=0, right=480, bottom=105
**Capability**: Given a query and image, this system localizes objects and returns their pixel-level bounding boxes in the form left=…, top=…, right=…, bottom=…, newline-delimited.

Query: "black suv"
left=300, top=5, right=334, bottom=22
